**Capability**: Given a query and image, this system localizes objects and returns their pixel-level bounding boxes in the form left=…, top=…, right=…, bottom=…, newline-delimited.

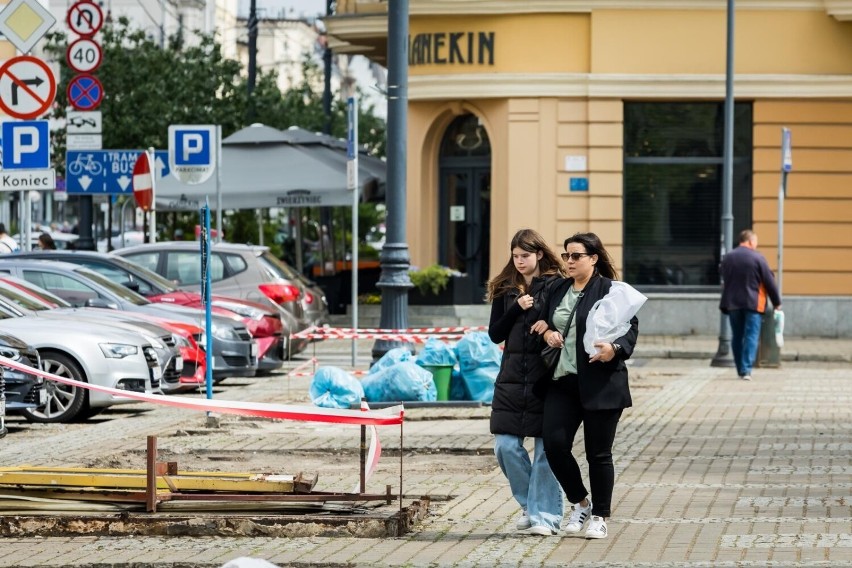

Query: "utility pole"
left=711, top=0, right=736, bottom=368
left=372, top=0, right=413, bottom=360
left=247, top=0, right=258, bottom=120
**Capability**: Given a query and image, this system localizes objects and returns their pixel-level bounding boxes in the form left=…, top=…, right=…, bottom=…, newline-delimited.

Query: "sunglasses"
left=561, top=252, right=592, bottom=262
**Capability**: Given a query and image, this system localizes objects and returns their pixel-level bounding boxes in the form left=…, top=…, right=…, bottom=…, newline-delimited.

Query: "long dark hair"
left=564, top=232, right=618, bottom=280
left=487, top=229, right=564, bottom=302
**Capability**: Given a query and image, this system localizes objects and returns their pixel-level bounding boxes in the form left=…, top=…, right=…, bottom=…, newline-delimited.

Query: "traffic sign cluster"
left=65, top=0, right=104, bottom=150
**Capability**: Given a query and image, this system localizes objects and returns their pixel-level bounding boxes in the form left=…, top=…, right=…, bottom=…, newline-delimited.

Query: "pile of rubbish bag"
left=309, top=332, right=501, bottom=407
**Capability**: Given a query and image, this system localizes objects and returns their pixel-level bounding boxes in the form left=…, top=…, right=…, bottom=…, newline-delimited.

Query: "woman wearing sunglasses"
left=538, top=232, right=639, bottom=539
left=486, top=228, right=565, bottom=536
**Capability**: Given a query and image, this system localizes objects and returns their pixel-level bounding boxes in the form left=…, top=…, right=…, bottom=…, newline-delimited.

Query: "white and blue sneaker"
left=563, top=500, right=592, bottom=533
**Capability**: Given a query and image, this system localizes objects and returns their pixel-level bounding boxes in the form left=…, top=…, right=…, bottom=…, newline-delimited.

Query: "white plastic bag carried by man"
left=583, top=281, right=648, bottom=356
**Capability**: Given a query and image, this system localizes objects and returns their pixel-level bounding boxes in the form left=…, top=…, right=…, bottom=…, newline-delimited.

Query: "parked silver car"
left=0, top=299, right=157, bottom=423
left=115, top=242, right=329, bottom=348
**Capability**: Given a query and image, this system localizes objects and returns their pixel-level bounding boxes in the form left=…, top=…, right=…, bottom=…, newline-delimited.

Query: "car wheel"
left=22, top=353, right=87, bottom=423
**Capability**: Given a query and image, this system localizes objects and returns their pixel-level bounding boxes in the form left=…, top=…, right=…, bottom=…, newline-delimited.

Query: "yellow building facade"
left=328, top=1, right=852, bottom=301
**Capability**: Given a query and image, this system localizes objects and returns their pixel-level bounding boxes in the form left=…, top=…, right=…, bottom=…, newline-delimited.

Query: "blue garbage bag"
left=370, top=347, right=414, bottom=374
left=416, top=338, right=457, bottom=367
left=310, top=367, right=364, bottom=409
left=450, top=368, right=468, bottom=401
left=362, top=362, right=437, bottom=402
left=455, top=332, right=500, bottom=402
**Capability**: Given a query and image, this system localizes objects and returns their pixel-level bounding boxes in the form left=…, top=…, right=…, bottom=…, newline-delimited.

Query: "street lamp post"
left=711, top=0, right=736, bottom=368
left=372, top=0, right=413, bottom=360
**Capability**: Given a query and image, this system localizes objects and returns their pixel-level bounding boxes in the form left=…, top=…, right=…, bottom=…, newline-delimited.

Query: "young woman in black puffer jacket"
left=487, top=228, right=565, bottom=536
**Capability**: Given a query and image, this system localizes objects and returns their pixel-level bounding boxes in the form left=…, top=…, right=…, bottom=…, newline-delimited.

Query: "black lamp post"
left=711, top=0, right=736, bottom=368
left=372, top=0, right=413, bottom=360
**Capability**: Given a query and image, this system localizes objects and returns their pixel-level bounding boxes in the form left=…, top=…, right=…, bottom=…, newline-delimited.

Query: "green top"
left=553, top=286, right=582, bottom=378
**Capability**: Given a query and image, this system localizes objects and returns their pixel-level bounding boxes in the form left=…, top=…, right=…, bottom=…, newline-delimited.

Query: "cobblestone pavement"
left=1, top=335, right=851, bottom=567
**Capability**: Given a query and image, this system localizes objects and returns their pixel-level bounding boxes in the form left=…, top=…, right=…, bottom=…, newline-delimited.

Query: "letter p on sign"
left=1, top=120, right=50, bottom=170
left=168, top=124, right=216, bottom=185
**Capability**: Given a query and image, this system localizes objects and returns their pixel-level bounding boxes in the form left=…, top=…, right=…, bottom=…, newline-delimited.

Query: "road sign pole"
left=347, top=96, right=359, bottom=366
left=148, top=148, right=157, bottom=244
left=216, top=125, right=223, bottom=243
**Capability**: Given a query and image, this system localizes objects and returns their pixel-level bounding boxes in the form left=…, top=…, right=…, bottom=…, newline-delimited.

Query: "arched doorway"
left=438, top=114, right=491, bottom=304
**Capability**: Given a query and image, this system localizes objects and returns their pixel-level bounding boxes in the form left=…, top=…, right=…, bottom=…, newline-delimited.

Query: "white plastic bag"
left=583, top=281, right=648, bottom=356
left=774, top=309, right=785, bottom=348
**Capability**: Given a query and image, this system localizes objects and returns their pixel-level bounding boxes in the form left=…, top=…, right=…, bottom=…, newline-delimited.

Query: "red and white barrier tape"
left=292, top=331, right=466, bottom=343
left=0, top=356, right=403, bottom=426
left=323, top=326, right=486, bottom=334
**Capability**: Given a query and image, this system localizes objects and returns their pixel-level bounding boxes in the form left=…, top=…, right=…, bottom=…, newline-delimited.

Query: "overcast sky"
left=238, top=0, right=327, bottom=19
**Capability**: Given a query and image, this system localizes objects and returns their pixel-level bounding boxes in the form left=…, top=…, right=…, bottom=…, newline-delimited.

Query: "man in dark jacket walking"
left=720, top=230, right=782, bottom=380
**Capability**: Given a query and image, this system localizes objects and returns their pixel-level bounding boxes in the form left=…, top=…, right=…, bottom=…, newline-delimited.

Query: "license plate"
left=0, top=398, right=5, bottom=417
left=39, top=389, right=47, bottom=406
left=153, top=367, right=163, bottom=380
left=174, top=356, right=184, bottom=372
left=250, top=342, right=258, bottom=358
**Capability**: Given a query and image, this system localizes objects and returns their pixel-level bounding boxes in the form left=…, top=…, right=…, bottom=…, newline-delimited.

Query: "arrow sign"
left=133, top=152, right=154, bottom=211
left=66, top=150, right=170, bottom=195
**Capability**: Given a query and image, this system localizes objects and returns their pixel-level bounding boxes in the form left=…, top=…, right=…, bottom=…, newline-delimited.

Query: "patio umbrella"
left=155, top=124, right=386, bottom=211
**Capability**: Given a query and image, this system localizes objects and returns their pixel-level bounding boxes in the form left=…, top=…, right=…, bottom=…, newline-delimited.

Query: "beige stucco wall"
left=365, top=6, right=852, bottom=295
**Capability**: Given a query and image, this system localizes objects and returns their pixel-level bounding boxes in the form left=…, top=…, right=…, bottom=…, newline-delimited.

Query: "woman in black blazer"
left=539, top=232, right=638, bottom=540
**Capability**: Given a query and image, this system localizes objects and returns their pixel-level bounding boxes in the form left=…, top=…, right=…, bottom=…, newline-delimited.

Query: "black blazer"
left=540, top=275, right=638, bottom=410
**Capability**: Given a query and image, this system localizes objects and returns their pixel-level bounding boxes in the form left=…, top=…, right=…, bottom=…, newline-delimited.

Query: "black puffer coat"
left=488, top=275, right=552, bottom=437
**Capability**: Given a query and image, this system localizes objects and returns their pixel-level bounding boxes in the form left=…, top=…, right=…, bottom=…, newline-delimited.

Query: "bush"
left=409, top=264, right=452, bottom=296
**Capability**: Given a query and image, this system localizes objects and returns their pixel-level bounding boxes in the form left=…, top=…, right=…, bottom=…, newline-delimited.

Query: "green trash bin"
left=757, top=305, right=781, bottom=368
left=423, top=364, right=453, bottom=401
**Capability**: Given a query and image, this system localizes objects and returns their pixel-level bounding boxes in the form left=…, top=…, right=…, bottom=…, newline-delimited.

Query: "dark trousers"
left=542, top=375, right=623, bottom=518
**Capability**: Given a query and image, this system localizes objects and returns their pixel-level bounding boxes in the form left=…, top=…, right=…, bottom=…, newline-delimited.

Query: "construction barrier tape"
left=0, top=356, right=404, bottom=426
left=292, top=331, right=466, bottom=342
left=321, top=326, right=487, bottom=334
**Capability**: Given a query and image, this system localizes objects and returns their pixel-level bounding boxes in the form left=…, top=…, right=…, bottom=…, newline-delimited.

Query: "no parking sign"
left=67, top=73, right=103, bottom=111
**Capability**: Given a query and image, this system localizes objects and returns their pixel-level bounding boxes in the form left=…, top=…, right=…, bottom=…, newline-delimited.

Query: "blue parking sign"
left=1, top=120, right=50, bottom=169
left=168, top=124, right=216, bottom=185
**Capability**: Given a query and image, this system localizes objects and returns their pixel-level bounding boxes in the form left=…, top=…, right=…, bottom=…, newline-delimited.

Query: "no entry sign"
left=133, top=151, right=154, bottom=211
left=67, top=73, right=103, bottom=111
left=0, top=55, right=56, bottom=119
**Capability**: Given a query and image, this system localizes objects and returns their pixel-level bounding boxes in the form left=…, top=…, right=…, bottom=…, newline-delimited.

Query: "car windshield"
left=74, top=267, right=151, bottom=305
left=108, top=255, right=178, bottom=292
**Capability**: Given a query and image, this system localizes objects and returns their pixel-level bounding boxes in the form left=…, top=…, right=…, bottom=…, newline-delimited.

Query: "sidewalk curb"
left=635, top=348, right=851, bottom=363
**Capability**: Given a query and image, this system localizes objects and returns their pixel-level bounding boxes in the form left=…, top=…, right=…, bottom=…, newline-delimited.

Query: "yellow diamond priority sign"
left=0, top=0, right=57, bottom=54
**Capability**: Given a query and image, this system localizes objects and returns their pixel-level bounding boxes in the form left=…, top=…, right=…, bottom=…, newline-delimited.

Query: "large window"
left=623, top=102, right=753, bottom=289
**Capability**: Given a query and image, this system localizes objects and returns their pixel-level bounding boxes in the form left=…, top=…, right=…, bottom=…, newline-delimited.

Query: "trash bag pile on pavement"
left=309, top=332, right=501, bottom=406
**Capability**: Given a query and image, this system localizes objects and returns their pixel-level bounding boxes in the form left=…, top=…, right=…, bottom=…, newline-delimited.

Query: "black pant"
left=542, top=375, right=623, bottom=518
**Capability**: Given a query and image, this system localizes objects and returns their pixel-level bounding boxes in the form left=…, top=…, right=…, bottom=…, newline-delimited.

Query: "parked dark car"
left=0, top=331, right=43, bottom=436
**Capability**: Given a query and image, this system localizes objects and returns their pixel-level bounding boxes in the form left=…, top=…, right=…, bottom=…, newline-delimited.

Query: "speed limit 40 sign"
left=66, top=37, right=102, bottom=73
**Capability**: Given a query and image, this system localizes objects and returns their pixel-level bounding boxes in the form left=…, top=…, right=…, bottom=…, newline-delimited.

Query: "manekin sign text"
left=409, top=32, right=495, bottom=66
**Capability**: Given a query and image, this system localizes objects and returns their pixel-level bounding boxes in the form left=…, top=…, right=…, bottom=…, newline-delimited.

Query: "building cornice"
left=409, top=73, right=852, bottom=100
left=408, top=0, right=825, bottom=14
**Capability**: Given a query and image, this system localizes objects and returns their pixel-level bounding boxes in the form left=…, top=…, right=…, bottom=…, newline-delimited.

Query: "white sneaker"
left=516, top=511, right=531, bottom=530
left=563, top=500, right=592, bottom=533
left=528, top=524, right=556, bottom=536
left=585, top=515, right=607, bottom=539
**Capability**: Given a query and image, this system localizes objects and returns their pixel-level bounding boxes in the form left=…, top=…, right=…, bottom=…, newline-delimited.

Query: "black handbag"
left=540, top=294, right=581, bottom=375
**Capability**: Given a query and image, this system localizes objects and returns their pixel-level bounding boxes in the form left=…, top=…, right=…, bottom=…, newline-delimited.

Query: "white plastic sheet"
left=583, top=281, right=648, bottom=356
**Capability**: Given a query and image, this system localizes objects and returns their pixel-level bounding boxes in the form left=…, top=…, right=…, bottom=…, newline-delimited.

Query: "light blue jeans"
left=729, top=309, right=763, bottom=376
left=494, top=434, right=563, bottom=531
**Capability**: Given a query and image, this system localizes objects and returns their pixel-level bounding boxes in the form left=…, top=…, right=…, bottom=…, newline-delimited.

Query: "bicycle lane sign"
left=66, top=149, right=169, bottom=194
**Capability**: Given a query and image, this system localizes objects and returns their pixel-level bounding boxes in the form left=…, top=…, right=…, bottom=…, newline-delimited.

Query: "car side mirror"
left=122, top=280, right=140, bottom=292
left=85, top=297, right=119, bottom=310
